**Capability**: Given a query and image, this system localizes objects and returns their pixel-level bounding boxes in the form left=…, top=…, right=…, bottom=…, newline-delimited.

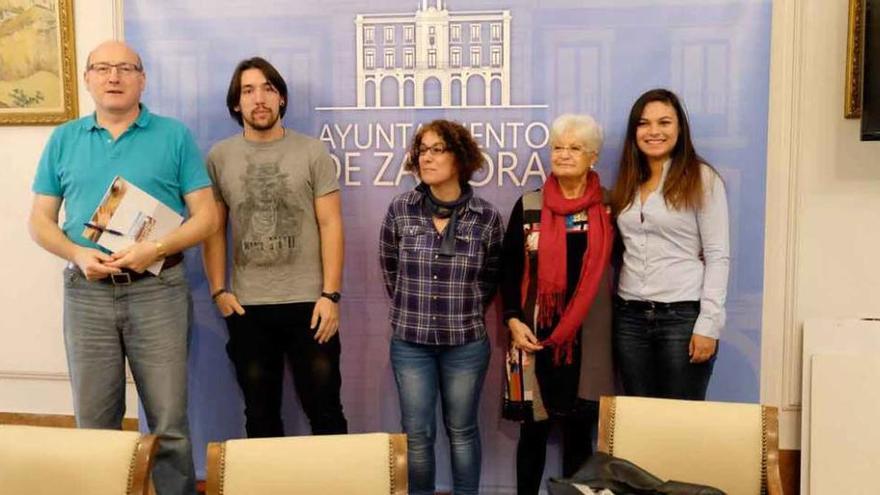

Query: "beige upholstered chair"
left=597, top=396, right=783, bottom=495
left=0, top=424, right=158, bottom=495
left=206, top=432, right=407, bottom=495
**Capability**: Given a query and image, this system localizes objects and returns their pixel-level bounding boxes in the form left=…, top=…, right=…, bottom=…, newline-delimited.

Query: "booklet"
left=82, top=176, right=184, bottom=275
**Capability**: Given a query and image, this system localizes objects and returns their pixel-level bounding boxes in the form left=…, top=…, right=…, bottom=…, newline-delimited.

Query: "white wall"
left=0, top=0, right=136, bottom=416
left=762, top=0, right=880, bottom=449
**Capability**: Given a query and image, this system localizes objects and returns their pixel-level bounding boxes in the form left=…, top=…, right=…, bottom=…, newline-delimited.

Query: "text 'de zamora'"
left=329, top=149, right=549, bottom=188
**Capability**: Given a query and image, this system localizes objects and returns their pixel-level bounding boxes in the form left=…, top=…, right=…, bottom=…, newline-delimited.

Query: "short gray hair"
left=549, top=113, right=604, bottom=153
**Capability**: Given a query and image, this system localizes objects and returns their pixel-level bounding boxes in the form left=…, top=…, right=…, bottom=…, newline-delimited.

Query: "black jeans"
left=224, top=302, right=347, bottom=437
left=516, top=403, right=597, bottom=495
left=613, top=297, right=716, bottom=400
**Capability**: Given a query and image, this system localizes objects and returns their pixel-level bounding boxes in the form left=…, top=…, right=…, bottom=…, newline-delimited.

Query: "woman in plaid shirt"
left=379, top=119, right=503, bottom=495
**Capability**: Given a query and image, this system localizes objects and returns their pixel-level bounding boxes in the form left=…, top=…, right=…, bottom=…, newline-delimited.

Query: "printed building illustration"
left=355, top=0, right=511, bottom=108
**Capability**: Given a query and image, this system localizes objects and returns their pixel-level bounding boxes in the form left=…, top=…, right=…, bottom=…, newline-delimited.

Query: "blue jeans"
left=613, top=297, right=716, bottom=400
left=390, top=337, right=491, bottom=495
left=63, top=264, right=195, bottom=495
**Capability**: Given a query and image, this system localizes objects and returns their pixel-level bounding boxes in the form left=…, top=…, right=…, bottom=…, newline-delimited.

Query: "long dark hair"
left=610, top=88, right=714, bottom=215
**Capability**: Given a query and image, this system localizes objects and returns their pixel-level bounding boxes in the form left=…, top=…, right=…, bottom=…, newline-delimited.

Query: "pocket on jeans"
left=223, top=314, right=239, bottom=357
left=223, top=312, right=242, bottom=334
left=612, top=296, right=631, bottom=311
left=156, top=264, right=186, bottom=288
left=63, top=268, right=81, bottom=288
left=668, top=304, right=700, bottom=319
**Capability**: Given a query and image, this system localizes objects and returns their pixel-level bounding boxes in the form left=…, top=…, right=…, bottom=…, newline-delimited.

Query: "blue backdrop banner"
left=125, top=0, right=771, bottom=491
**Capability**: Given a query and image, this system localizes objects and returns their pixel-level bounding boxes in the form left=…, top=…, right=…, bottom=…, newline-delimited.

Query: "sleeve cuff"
left=692, top=315, right=721, bottom=339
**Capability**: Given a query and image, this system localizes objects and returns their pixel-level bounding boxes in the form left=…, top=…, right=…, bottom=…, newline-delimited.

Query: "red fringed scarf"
left=537, top=172, right=613, bottom=364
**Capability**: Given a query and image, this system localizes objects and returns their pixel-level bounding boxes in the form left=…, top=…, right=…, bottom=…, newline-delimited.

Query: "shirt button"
left=433, top=295, right=438, bottom=300
left=432, top=275, right=438, bottom=280
left=434, top=254, right=439, bottom=259
left=432, top=316, right=437, bottom=320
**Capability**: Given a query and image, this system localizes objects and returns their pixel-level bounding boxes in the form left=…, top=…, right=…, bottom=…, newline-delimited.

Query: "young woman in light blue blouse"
left=610, top=88, right=730, bottom=400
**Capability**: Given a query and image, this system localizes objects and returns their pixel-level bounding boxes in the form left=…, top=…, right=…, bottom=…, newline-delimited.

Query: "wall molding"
left=0, top=370, right=70, bottom=381
left=0, top=412, right=138, bottom=431
left=761, top=0, right=805, bottom=448
left=780, top=0, right=806, bottom=413
left=0, top=370, right=134, bottom=384
left=113, top=0, right=125, bottom=39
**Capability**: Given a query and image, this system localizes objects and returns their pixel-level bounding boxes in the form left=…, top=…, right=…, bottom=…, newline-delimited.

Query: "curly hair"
left=405, top=120, right=484, bottom=184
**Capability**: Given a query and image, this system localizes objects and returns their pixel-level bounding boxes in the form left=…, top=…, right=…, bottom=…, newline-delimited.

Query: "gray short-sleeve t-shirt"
left=206, top=131, right=340, bottom=305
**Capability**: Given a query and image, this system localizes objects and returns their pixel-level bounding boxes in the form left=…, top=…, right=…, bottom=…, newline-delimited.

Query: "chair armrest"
left=763, top=406, right=784, bottom=495
left=128, top=434, right=158, bottom=495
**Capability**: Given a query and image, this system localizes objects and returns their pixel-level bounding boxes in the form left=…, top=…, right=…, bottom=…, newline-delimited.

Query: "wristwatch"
left=321, top=291, right=341, bottom=303
left=154, top=240, right=167, bottom=258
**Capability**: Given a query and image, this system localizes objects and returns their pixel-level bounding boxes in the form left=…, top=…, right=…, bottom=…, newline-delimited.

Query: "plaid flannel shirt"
left=379, top=189, right=503, bottom=345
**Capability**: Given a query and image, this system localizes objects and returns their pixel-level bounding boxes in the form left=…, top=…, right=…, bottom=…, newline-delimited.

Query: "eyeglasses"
left=418, top=144, right=449, bottom=156
left=87, top=62, right=143, bottom=77
left=551, top=145, right=591, bottom=155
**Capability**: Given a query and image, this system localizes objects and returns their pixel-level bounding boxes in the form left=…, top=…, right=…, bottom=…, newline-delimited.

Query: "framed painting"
left=0, top=0, right=77, bottom=125
left=846, top=0, right=865, bottom=119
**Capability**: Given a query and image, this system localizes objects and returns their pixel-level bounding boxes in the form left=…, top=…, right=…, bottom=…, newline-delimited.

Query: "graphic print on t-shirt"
left=233, top=153, right=302, bottom=266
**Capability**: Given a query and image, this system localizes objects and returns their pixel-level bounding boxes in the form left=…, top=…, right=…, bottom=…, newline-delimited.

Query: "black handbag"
left=547, top=452, right=725, bottom=495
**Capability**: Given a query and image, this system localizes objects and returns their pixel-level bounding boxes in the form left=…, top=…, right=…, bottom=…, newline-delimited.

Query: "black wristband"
left=211, top=288, right=228, bottom=301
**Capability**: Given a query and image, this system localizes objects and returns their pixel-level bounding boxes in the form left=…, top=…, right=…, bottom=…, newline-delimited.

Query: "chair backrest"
left=205, top=432, right=407, bottom=495
left=0, top=425, right=158, bottom=495
left=598, top=396, right=783, bottom=495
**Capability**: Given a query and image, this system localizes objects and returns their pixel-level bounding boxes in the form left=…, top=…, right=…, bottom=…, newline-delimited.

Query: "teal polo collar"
left=81, top=104, right=153, bottom=131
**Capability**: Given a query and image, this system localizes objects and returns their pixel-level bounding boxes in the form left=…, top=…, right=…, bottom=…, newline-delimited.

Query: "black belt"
left=73, top=253, right=184, bottom=286
left=614, top=296, right=700, bottom=311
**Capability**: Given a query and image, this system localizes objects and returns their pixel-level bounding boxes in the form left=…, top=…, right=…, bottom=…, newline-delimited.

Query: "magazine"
left=82, top=176, right=184, bottom=275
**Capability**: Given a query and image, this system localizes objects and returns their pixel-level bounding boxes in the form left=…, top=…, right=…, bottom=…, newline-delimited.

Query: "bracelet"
left=211, top=288, right=228, bottom=301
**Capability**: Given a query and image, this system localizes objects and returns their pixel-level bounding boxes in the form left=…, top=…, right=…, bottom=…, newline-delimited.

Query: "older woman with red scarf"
left=501, top=113, right=615, bottom=495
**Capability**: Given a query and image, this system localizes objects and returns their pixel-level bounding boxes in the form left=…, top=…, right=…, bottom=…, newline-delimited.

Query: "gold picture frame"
left=846, top=0, right=866, bottom=118
left=0, top=0, right=78, bottom=126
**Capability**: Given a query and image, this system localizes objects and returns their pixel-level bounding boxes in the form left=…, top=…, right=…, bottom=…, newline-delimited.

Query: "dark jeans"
left=613, top=297, right=716, bottom=400
left=516, top=402, right=598, bottom=495
left=225, top=302, right=347, bottom=437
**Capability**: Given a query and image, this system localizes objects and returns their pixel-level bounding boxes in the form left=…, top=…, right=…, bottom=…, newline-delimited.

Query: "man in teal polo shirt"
left=28, top=40, right=217, bottom=495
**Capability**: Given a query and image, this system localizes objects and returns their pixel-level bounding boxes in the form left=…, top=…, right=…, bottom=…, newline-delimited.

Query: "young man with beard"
left=202, top=57, right=347, bottom=437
